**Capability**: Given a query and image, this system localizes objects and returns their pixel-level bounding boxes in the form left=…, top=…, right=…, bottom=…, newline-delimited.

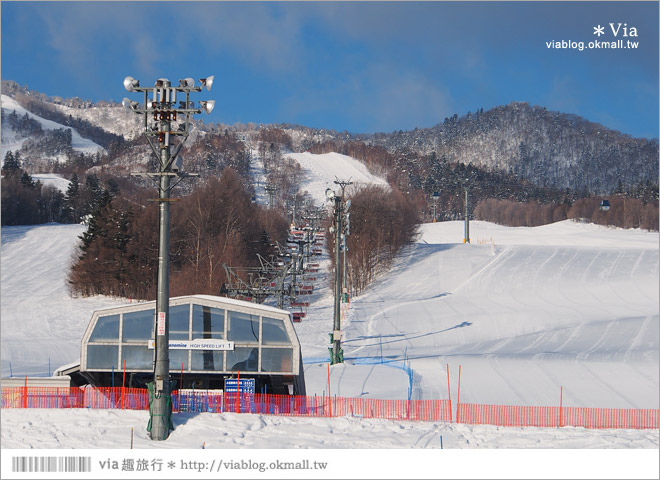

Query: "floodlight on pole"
left=122, top=98, right=138, bottom=111
left=123, top=76, right=139, bottom=92
left=200, top=75, right=214, bottom=91
left=122, top=73, right=212, bottom=442
left=200, top=100, right=215, bottom=114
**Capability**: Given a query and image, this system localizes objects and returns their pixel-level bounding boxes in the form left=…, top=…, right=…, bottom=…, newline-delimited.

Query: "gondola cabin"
left=77, top=295, right=305, bottom=395
left=600, top=199, right=611, bottom=211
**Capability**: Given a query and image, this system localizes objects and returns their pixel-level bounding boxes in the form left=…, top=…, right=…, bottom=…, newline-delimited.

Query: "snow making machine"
left=75, top=295, right=306, bottom=395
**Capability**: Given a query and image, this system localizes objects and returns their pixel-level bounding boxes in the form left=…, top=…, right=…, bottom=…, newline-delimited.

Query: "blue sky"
left=2, top=1, right=658, bottom=138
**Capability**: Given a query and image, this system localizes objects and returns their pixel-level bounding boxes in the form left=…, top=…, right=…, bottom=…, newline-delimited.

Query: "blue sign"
left=224, top=378, right=255, bottom=394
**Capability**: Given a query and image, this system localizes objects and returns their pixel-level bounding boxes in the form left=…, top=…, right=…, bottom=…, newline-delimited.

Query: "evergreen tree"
left=84, top=174, right=103, bottom=211
left=64, top=174, right=81, bottom=222
left=20, top=172, right=37, bottom=189
left=79, top=188, right=113, bottom=252
left=104, top=178, right=120, bottom=197
left=7, top=110, right=19, bottom=129
left=2, top=151, right=20, bottom=176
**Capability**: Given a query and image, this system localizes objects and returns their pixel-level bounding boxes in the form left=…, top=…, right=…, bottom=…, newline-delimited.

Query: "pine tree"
left=20, top=172, right=37, bottom=189
left=84, top=174, right=103, bottom=212
left=7, top=110, right=19, bottom=130
left=64, top=174, right=81, bottom=222
left=79, top=190, right=113, bottom=253
left=2, top=151, right=20, bottom=176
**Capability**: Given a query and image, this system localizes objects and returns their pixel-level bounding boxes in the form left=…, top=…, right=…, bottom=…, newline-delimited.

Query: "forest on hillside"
left=367, top=102, right=659, bottom=195
left=67, top=167, right=290, bottom=300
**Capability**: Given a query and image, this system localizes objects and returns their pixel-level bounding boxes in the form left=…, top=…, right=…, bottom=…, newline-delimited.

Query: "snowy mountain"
left=2, top=80, right=141, bottom=142
left=1, top=142, right=659, bottom=461
left=366, top=102, right=659, bottom=194
left=3, top=82, right=657, bottom=199
left=1, top=94, right=107, bottom=164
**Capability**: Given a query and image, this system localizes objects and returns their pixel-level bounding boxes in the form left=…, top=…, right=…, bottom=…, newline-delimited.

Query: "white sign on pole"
left=157, top=312, right=166, bottom=336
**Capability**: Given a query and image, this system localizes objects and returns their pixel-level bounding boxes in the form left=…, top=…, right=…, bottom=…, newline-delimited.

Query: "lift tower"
left=326, top=179, right=352, bottom=364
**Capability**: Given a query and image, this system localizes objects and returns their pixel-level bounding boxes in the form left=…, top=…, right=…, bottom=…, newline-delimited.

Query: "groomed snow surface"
left=1, top=152, right=658, bottom=477
left=285, top=152, right=390, bottom=205
left=2, top=219, right=658, bottom=478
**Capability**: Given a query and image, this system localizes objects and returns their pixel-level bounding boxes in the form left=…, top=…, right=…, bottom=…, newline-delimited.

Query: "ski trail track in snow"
left=341, top=222, right=658, bottom=408
left=1, top=220, right=658, bottom=409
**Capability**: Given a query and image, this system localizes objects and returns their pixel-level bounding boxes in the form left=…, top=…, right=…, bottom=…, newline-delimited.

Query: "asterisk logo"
left=593, top=25, right=605, bottom=36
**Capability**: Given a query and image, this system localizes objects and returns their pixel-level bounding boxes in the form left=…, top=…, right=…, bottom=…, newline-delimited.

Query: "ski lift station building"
left=75, top=295, right=306, bottom=395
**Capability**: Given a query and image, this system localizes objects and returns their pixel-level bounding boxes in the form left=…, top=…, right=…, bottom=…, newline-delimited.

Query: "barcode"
left=12, top=456, right=91, bottom=473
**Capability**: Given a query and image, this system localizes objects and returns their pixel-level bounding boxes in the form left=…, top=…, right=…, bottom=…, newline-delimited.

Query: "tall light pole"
left=265, top=184, right=277, bottom=209
left=326, top=179, right=352, bottom=365
left=463, top=187, right=470, bottom=244
left=123, top=75, right=214, bottom=441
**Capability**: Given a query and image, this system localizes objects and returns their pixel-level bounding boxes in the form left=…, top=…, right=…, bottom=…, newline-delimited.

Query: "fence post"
left=236, top=370, right=240, bottom=414
left=559, top=386, right=563, bottom=428
left=122, top=360, right=126, bottom=410
left=446, top=363, right=452, bottom=423
left=23, top=376, right=27, bottom=408
left=456, top=365, right=462, bottom=424
left=327, top=363, right=332, bottom=417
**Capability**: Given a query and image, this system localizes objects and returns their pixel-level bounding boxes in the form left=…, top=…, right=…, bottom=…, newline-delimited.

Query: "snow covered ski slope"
left=1, top=95, right=106, bottom=158
left=1, top=150, right=658, bottom=462
left=339, top=220, right=659, bottom=408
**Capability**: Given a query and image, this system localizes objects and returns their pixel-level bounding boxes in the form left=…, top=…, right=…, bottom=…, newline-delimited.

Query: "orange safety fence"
left=0, top=387, right=150, bottom=410
left=0, top=387, right=450, bottom=422
left=2, top=387, right=657, bottom=429
left=457, top=403, right=660, bottom=430
left=562, top=406, right=659, bottom=430
left=217, top=393, right=452, bottom=422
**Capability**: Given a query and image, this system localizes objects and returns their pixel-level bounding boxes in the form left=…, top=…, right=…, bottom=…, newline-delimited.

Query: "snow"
left=1, top=151, right=659, bottom=477
left=32, top=173, right=70, bottom=193
left=284, top=152, right=389, bottom=205
left=1, top=224, right=125, bottom=378
left=1, top=408, right=656, bottom=451
left=2, top=220, right=658, bottom=459
left=1, top=94, right=106, bottom=158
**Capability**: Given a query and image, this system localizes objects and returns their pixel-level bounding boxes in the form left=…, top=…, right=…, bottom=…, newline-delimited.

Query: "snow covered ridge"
left=49, top=97, right=142, bottom=140
left=367, top=101, right=659, bottom=194
left=1, top=94, right=106, bottom=159
left=285, top=152, right=389, bottom=205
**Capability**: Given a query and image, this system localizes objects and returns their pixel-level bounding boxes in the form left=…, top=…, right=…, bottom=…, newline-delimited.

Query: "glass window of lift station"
left=227, top=311, right=259, bottom=344
left=89, top=314, right=120, bottom=342
left=169, top=304, right=191, bottom=340
left=122, top=309, right=154, bottom=343
left=192, top=304, right=225, bottom=339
